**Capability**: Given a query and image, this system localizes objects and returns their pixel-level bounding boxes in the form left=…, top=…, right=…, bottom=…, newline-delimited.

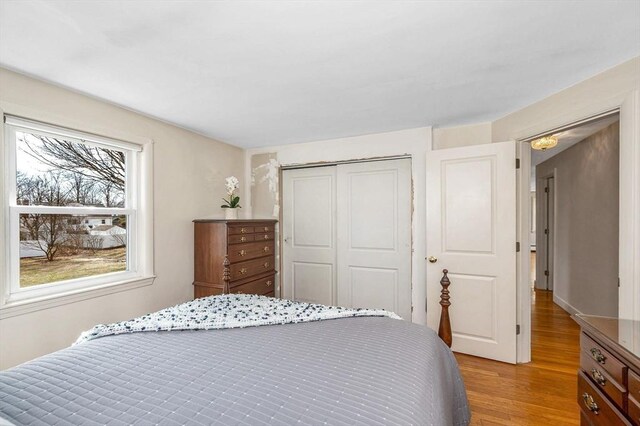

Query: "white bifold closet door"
left=282, top=159, right=412, bottom=320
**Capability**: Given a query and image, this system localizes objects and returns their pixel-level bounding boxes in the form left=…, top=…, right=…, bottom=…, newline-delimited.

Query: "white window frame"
left=1, top=115, right=155, bottom=317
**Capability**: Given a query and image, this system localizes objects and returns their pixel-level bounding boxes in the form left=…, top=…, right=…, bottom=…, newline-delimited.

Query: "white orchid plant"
left=221, top=176, right=241, bottom=209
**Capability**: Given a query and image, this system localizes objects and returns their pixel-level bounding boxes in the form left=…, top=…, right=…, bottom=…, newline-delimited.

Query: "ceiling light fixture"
left=531, top=135, right=558, bottom=150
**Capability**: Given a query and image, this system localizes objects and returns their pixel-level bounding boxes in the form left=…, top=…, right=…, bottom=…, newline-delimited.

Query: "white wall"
left=245, top=127, right=430, bottom=325
left=432, top=122, right=492, bottom=149
left=0, top=68, right=245, bottom=369
left=536, top=123, right=620, bottom=317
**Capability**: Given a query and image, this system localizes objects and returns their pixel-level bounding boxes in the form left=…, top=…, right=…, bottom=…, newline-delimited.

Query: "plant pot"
left=224, top=208, right=238, bottom=220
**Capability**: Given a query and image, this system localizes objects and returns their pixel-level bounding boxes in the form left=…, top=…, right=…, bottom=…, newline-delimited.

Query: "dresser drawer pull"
left=238, top=250, right=246, bottom=257
left=240, top=228, right=248, bottom=234
left=240, top=236, right=247, bottom=242
left=590, top=369, right=606, bottom=386
left=239, top=268, right=248, bottom=275
left=263, top=262, right=270, bottom=268
left=590, top=348, right=607, bottom=364
left=582, top=393, right=599, bottom=414
left=263, top=246, right=270, bottom=252
left=263, top=227, right=269, bottom=232
left=263, top=234, right=269, bottom=240
left=266, top=280, right=273, bottom=287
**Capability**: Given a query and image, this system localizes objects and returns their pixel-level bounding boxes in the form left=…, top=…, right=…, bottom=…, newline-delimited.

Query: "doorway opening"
left=527, top=112, right=620, bottom=364
left=533, top=174, right=554, bottom=292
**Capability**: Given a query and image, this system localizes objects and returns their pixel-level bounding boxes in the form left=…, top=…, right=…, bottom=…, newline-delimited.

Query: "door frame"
left=535, top=172, right=556, bottom=292
left=516, top=93, right=640, bottom=363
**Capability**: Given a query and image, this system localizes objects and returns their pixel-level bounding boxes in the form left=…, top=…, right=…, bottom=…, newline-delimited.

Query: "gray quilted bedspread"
left=0, top=317, right=470, bottom=426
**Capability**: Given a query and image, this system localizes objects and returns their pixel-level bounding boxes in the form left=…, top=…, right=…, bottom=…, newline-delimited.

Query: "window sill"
left=0, top=275, right=155, bottom=320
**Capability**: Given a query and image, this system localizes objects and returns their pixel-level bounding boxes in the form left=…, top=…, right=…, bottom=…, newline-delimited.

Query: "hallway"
left=455, top=290, right=581, bottom=425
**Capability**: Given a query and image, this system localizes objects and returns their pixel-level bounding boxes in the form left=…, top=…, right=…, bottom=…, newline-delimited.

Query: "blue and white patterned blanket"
left=75, top=294, right=402, bottom=344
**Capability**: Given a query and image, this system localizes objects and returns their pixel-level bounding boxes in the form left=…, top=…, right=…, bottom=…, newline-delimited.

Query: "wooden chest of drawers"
left=193, top=219, right=277, bottom=298
left=574, top=315, right=640, bottom=426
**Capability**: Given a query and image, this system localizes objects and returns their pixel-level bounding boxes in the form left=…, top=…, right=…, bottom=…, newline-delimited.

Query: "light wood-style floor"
left=455, top=289, right=581, bottom=425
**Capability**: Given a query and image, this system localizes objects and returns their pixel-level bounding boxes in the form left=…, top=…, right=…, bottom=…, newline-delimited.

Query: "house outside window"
left=2, top=116, right=154, bottom=307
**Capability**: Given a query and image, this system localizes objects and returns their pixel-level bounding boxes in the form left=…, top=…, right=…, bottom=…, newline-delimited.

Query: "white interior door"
left=336, top=159, right=412, bottom=320
left=282, top=166, right=336, bottom=305
left=426, top=141, right=517, bottom=363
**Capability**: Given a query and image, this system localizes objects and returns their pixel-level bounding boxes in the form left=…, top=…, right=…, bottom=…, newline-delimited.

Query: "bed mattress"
left=0, top=316, right=469, bottom=425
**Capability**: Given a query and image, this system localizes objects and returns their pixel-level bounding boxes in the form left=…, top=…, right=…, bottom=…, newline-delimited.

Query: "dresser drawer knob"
left=266, top=280, right=272, bottom=287
left=263, top=262, right=270, bottom=268
left=590, top=369, right=606, bottom=386
left=263, top=246, right=270, bottom=252
left=263, top=234, right=269, bottom=240
left=240, top=236, right=247, bottom=242
left=239, top=268, right=247, bottom=275
left=240, top=228, right=247, bottom=234
left=590, top=348, right=606, bottom=364
left=263, top=227, right=269, bottom=232
left=238, top=250, right=246, bottom=257
left=582, top=392, right=599, bottom=414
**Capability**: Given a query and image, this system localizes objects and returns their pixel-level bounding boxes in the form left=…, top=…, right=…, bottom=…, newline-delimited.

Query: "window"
left=3, top=116, right=152, bottom=306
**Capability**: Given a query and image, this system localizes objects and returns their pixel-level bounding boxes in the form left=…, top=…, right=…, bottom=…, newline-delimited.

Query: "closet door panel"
left=282, top=167, right=337, bottom=305
left=336, top=159, right=412, bottom=320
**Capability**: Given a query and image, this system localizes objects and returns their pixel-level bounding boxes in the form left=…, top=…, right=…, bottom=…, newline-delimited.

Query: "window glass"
left=16, top=131, right=125, bottom=207
left=19, top=213, right=127, bottom=288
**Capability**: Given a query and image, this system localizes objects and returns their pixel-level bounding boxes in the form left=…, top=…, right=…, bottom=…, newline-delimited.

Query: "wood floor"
left=455, top=289, right=581, bottom=425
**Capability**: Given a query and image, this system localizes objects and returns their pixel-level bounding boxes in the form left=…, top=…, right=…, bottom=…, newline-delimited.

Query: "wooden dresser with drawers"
left=574, top=315, right=640, bottom=425
left=193, top=219, right=278, bottom=298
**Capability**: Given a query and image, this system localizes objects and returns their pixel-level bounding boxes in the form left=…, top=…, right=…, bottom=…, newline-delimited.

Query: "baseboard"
left=553, top=293, right=583, bottom=316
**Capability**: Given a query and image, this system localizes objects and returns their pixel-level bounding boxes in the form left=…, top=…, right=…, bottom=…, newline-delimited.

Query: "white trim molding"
left=619, top=90, right=640, bottom=322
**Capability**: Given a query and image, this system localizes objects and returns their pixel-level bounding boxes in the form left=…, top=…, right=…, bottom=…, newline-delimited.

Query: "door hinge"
left=516, top=324, right=521, bottom=335
left=544, top=186, right=549, bottom=193
left=618, top=277, right=620, bottom=288
left=544, top=228, right=549, bottom=235
left=516, top=158, right=520, bottom=169
left=411, top=305, right=414, bottom=313
left=425, top=297, right=428, bottom=312
left=544, top=270, right=549, bottom=276
left=516, top=242, right=520, bottom=252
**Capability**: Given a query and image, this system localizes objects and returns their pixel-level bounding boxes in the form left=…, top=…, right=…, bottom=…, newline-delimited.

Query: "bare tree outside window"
left=16, top=131, right=128, bottom=287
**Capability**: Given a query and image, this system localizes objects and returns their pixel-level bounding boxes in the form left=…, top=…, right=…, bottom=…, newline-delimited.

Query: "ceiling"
left=0, top=1, right=639, bottom=148
left=529, top=113, right=620, bottom=189
left=530, top=114, right=621, bottom=167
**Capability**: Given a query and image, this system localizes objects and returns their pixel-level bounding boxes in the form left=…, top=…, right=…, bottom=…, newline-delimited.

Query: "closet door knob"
left=428, top=256, right=438, bottom=263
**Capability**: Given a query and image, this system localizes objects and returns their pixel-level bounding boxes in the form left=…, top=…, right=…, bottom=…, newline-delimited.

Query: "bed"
left=0, top=292, right=469, bottom=425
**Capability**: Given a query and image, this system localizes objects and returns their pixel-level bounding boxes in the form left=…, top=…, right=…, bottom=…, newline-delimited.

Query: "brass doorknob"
left=428, top=256, right=438, bottom=263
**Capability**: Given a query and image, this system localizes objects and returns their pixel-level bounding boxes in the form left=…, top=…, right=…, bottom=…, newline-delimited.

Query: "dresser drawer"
left=254, top=224, right=275, bottom=233
left=629, top=395, right=640, bottom=426
left=581, top=350, right=627, bottom=409
left=582, top=333, right=627, bottom=385
left=228, top=225, right=254, bottom=235
left=229, top=234, right=255, bottom=244
left=578, top=371, right=631, bottom=425
left=229, top=256, right=275, bottom=281
left=227, top=241, right=274, bottom=263
left=254, top=232, right=275, bottom=241
left=230, top=274, right=275, bottom=296
left=630, top=370, right=640, bottom=404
